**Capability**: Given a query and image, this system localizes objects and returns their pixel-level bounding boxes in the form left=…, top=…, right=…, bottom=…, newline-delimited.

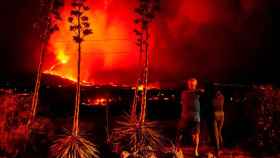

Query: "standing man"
left=212, top=89, right=225, bottom=155
left=176, top=78, right=204, bottom=157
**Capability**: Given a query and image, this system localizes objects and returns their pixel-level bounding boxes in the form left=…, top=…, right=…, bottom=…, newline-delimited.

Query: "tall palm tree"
left=135, top=0, right=160, bottom=124
left=28, top=0, right=63, bottom=127
left=50, top=0, right=99, bottom=157
left=112, top=1, right=163, bottom=157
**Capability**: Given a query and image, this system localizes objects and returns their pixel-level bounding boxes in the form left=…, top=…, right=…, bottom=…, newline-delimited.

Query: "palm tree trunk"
left=140, top=28, right=149, bottom=123
left=28, top=0, right=56, bottom=128
left=131, top=34, right=144, bottom=120
left=73, top=14, right=81, bottom=136
left=28, top=41, right=46, bottom=127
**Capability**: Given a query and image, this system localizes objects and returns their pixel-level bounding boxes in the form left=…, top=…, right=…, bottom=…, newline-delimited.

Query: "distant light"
left=87, top=97, right=111, bottom=106
left=163, top=97, right=169, bottom=101
left=153, top=96, right=160, bottom=100
left=138, top=85, right=144, bottom=91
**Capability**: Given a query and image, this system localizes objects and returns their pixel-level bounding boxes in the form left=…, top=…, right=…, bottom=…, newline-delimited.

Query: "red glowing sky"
left=42, top=0, right=272, bottom=85
left=45, top=0, right=236, bottom=84
left=44, top=0, right=141, bottom=84
left=1, top=0, right=276, bottom=84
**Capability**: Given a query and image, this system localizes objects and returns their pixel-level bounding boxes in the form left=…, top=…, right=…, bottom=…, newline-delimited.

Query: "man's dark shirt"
left=180, top=90, right=200, bottom=118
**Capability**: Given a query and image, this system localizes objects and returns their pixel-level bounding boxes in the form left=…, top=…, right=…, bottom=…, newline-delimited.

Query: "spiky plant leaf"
left=112, top=113, right=165, bottom=156
left=82, top=22, right=90, bottom=27
left=50, top=134, right=99, bottom=158
left=70, top=25, right=77, bottom=31
left=81, top=16, right=89, bottom=21
left=71, top=10, right=82, bottom=17
left=83, top=29, right=92, bottom=36
left=83, top=5, right=90, bottom=11
left=68, top=17, right=74, bottom=23
left=73, top=35, right=83, bottom=43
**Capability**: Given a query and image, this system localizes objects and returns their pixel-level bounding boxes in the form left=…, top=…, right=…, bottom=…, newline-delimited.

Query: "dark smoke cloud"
left=149, top=0, right=276, bottom=83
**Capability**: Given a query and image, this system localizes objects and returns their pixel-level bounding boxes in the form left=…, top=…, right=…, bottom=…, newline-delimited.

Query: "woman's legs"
left=192, top=132, right=200, bottom=156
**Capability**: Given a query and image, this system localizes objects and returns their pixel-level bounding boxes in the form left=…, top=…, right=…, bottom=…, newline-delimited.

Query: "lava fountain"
left=44, top=0, right=143, bottom=85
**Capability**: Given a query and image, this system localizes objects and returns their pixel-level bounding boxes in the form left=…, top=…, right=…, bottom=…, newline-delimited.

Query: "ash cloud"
left=150, top=0, right=275, bottom=83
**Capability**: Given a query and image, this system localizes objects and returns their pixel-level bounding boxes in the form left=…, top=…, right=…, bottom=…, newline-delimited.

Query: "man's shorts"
left=178, top=112, right=200, bottom=134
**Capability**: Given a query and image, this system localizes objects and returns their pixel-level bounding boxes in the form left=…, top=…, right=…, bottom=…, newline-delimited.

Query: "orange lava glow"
left=56, top=49, right=69, bottom=64
left=134, top=82, right=160, bottom=91
left=44, top=0, right=142, bottom=85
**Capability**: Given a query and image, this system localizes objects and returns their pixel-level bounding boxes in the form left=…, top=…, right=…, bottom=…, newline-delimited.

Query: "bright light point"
left=57, top=50, right=69, bottom=64
left=138, top=85, right=144, bottom=91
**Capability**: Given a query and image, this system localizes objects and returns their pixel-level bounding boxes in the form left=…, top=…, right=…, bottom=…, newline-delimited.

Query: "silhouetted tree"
left=133, top=0, right=160, bottom=123
left=112, top=1, right=162, bottom=157
left=50, top=1, right=98, bottom=158
left=68, top=0, right=92, bottom=136
left=29, top=0, right=64, bottom=127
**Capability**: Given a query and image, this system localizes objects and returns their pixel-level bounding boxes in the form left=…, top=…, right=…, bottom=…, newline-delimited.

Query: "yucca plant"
left=112, top=0, right=162, bottom=157
left=50, top=0, right=98, bottom=158
left=112, top=114, right=164, bottom=157
left=134, top=0, right=160, bottom=123
left=50, top=130, right=99, bottom=158
left=29, top=0, right=63, bottom=128
left=50, top=132, right=99, bottom=158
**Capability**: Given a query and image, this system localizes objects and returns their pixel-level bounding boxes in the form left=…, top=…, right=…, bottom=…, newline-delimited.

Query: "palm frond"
left=112, top=113, right=165, bottom=157
left=50, top=134, right=99, bottom=158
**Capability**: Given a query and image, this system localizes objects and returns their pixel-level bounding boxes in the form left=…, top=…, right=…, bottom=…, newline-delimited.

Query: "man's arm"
left=196, top=89, right=205, bottom=94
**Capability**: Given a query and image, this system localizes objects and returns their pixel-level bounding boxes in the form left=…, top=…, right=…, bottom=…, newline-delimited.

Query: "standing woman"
left=212, top=89, right=225, bottom=154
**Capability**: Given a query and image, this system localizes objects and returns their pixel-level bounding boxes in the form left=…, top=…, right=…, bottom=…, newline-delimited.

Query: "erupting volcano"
left=39, top=0, right=270, bottom=85
left=44, top=0, right=143, bottom=85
